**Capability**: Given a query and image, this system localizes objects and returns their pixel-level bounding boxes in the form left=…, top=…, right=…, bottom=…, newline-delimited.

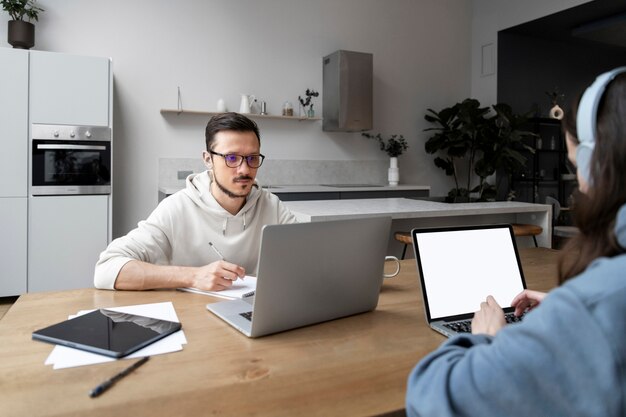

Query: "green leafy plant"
left=362, top=133, right=408, bottom=157
left=424, top=98, right=536, bottom=202
left=1, top=0, right=44, bottom=21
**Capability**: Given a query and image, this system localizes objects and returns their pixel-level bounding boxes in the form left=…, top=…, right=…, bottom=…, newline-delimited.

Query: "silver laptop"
left=206, top=217, right=392, bottom=337
left=411, top=224, right=527, bottom=337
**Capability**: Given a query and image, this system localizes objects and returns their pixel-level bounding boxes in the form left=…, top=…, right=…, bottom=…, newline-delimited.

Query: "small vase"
left=307, top=105, right=315, bottom=118
left=8, top=20, right=35, bottom=50
left=549, top=104, right=563, bottom=120
left=388, top=157, right=399, bottom=186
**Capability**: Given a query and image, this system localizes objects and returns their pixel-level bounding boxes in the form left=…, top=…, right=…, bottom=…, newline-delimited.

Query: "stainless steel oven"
left=31, top=124, right=111, bottom=195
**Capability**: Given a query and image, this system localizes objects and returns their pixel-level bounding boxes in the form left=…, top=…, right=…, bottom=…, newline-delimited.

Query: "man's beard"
left=214, top=175, right=253, bottom=199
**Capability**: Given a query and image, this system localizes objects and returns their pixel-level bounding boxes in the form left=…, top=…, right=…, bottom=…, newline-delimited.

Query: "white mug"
left=383, top=255, right=400, bottom=278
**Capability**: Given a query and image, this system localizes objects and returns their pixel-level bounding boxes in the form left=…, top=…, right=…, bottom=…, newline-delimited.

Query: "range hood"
left=322, top=50, right=373, bottom=132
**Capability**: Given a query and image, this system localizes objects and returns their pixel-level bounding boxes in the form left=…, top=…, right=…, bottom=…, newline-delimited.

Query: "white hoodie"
left=94, top=171, right=298, bottom=289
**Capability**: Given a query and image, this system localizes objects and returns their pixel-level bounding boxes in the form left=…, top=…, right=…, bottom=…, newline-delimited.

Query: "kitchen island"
left=158, top=183, right=430, bottom=202
left=284, top=198, right=552, bottom=256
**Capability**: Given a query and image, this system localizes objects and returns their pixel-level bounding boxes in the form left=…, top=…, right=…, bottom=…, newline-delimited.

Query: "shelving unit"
left=160, top=109, right=322, bottom=121
left=510, top=117, right=577, bottom=206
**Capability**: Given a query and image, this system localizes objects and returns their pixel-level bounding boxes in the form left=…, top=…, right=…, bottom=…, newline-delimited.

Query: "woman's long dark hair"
left=558, top=73, right=626, bottom=283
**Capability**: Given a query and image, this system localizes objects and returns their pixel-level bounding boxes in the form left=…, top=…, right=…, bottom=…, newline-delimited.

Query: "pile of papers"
left=44, top=302, right=186, bottom=370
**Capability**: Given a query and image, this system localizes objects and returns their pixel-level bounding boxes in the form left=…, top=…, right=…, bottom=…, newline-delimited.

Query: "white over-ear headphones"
left=575, top=66, right=626, bottom=184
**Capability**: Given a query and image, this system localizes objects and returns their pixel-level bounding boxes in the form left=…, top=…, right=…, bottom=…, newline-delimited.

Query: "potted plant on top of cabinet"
left=1, top=0, right=44, bottom=49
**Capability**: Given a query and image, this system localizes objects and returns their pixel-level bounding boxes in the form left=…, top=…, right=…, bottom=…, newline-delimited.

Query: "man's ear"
left=202, top=151, right=212, bottom=170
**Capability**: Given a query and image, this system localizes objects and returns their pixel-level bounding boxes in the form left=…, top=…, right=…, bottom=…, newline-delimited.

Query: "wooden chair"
left=394, top=232, right=412, bottom=260
left=511, top=223, right=543, bottom=247
left=394, top=223, right=543, bottom=260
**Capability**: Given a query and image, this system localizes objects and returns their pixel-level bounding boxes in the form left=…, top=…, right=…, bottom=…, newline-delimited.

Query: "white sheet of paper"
left=178, top=275, right=257, bottom=300
left=43, top=302, right=186, bottom=369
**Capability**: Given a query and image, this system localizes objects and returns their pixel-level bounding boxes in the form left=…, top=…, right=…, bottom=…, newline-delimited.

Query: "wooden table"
left=0, top=248, right=561, bottom=417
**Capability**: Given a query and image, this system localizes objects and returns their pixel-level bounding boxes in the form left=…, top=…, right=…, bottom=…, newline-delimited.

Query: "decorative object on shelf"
left=545, top=88, right=565, bottom=120
left=177, top=86, right=183, bottom=114
left=259, top=101, right=267, bottom=115
left=298, top=89, right=319, bottom=118
left=362, top=133, right=408, bottom=186
left=1, top=0, right=43, bottom=49
left=160, top=108, right=321, bottom=122
left=216, top=98, right=226, bottom=112
left=282, top=101, right=293, bottom=116
left=239, top=94, right=256, bottom=114
left=424, top=98, right=536, bottom=203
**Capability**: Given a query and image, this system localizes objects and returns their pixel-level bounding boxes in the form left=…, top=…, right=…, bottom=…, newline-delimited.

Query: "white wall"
left=2, top=0, right=475, bottom=237
left=470, top=0, right=592, bottom=105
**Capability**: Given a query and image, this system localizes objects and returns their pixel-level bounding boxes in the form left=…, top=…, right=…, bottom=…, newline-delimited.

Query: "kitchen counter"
left=158, top=183, right=430, bottom=203
left=158, top=183, right=430, bottom=196
left=284, top=198, right=552, bottom=251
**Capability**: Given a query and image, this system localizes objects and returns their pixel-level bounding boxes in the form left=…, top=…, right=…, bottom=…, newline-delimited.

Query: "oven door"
left=31, top=139, right=111, bottom=195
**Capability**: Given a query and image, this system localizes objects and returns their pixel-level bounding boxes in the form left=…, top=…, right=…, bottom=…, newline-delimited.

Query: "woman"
left=406, top=68, right=626, bottom=417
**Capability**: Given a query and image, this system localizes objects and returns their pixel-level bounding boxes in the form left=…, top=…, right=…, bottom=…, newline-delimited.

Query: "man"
left=94, top=112, right=297, bottom=291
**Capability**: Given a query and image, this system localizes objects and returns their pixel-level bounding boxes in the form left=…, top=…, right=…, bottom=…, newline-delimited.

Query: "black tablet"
left=32, top=309, right=182, bottom=358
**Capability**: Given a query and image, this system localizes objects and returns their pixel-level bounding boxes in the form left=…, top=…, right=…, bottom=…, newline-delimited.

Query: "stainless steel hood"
left=322, top=50, right=373, bottom=132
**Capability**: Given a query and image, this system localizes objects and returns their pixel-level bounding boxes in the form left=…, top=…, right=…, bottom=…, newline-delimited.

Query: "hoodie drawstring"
left=221, top=213, right=247, bottom=235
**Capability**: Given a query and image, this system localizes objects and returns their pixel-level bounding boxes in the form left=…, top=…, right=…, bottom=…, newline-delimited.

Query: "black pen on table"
left=89, top=356, right=150, bottom=398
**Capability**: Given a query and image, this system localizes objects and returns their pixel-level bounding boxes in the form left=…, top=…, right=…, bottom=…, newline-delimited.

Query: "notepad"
left=178, top=276, right=257, bottom=300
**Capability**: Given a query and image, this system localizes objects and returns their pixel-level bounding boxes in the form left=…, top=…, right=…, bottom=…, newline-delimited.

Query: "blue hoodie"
left=406, top=205, right=626, bottom=417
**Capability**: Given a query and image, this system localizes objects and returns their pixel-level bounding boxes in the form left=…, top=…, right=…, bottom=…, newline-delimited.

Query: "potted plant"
left=1, top=0, right=44, bottom=49
left=298, top=89, right=319, bottom=118
left=362, top=132, right=409, bottom=186
left=424, top=98, right=535, bottom=202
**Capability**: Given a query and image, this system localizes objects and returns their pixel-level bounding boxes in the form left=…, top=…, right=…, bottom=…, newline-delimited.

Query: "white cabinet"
left=0, top=48, right=28, bottom=197
left=28, top=196, right=109, bottom=292
left=0, top=198, right=27, bottom=296
left=0, top=48, right=28, bottom=296
left=0, top=49, right=111, bottom=295
left=29, top=51, right=111, bottom=127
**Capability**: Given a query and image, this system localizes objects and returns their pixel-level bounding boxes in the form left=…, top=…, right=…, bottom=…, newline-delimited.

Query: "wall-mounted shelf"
left=160, top=109, right=322, bottom=121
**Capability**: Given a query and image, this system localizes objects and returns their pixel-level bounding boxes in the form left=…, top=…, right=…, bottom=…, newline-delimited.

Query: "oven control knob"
left=53, top=130, right=60, bottom=138
left=86, top=131, right=92, bottom=138
left=70, top=131, right=76, bottom=138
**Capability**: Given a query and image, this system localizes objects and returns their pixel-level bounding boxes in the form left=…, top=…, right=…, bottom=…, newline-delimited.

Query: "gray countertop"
left=159, top=183, right=430, bottom=196
left=283, top=198, right=551, bottom=222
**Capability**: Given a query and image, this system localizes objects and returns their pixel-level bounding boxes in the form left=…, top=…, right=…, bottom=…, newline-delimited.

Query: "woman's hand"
left=471, top=295, right=506, bottom=336
left=511, top=289, right=546, bottom=317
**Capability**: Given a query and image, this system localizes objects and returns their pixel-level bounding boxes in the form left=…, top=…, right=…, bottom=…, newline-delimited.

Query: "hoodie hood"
left=183, top=171, right=262, bottom=235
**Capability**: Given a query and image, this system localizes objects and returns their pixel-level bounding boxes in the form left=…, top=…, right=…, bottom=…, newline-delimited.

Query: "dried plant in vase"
left=298, top=89, right=319, bottom=117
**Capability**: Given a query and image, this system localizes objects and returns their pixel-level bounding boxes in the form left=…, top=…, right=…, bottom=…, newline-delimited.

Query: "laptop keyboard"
left=443, top=312, right=524, bottom=333
left=240, top=311, right=253, bottom=321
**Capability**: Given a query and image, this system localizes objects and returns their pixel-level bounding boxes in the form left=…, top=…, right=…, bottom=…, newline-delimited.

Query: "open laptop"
left=206, top=216, right=392, bottom=337
left=411, top=224, right=527, bottom=337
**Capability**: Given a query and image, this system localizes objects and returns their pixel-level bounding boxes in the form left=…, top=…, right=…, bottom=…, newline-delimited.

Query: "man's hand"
left=191, top=260, right=246, bottom=291
left=471, top=295, right=506, bottom=336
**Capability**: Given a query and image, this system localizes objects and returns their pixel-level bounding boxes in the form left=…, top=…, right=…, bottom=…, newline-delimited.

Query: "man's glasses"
left=209, top=151, right=265, bottom=168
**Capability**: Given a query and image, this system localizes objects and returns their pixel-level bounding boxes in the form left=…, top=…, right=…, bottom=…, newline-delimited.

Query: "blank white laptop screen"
left=414, top=227, right=525, bottom=320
